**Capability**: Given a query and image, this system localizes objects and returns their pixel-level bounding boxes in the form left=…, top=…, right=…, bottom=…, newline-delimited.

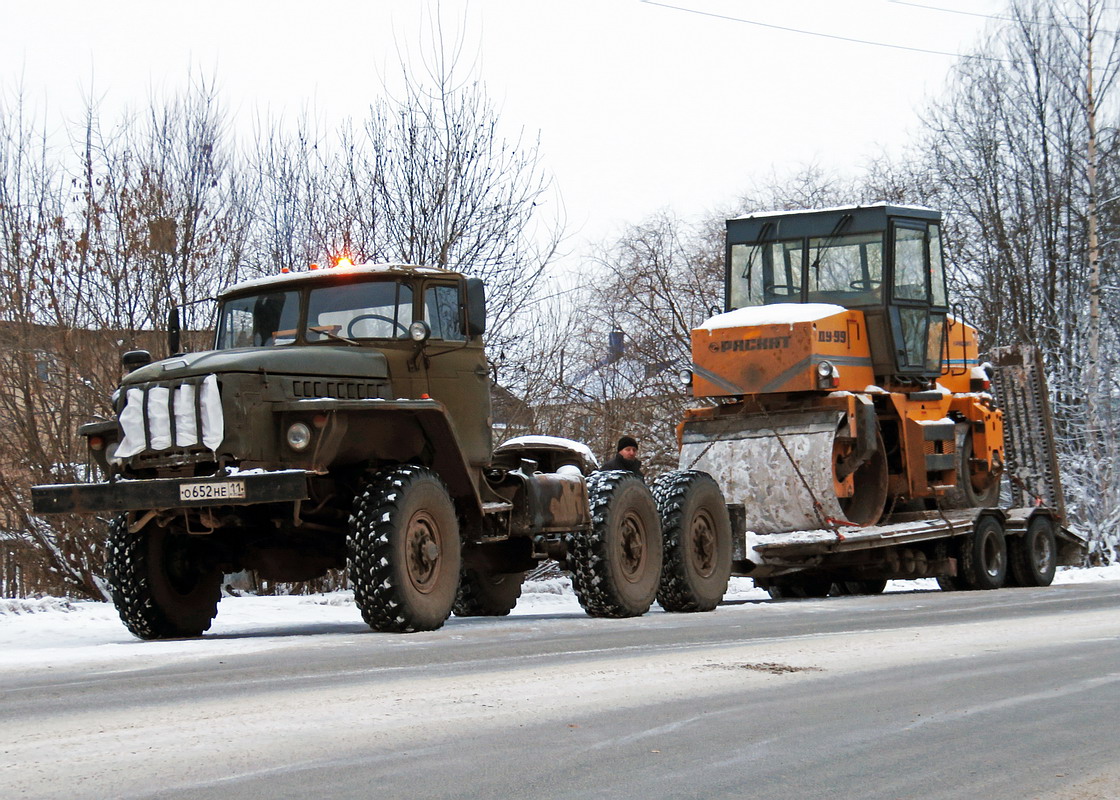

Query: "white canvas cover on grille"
left=116, top=375, right=224, bottom=457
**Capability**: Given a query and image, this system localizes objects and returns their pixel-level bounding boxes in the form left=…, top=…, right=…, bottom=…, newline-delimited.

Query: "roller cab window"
left=806, top=232, right=883, bottom=306
left=729, top=240, right=805, bottom=307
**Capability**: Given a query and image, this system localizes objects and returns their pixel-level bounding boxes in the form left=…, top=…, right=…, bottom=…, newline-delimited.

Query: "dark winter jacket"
left=600, top=454, right=643, bottom=478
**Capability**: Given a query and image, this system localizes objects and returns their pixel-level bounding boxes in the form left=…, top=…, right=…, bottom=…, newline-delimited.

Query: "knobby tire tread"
left=652, top=470, right=731, bottom=613
left=569, top=470, right=660, bottom=618
left=348, top=465, right=458, bottom=633
left=106, top=515, right=220, bottom=640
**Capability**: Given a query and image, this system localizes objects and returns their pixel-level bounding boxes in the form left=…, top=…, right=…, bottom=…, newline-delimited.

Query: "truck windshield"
left=214, top=280, right=415, bottom=349
left=215, top=290, right=301, bottom=348
left=306, top=281, right=413, bottom=341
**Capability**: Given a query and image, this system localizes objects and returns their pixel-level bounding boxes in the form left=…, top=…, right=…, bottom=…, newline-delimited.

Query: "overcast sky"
left=2, top=0, right=1002, bottom=265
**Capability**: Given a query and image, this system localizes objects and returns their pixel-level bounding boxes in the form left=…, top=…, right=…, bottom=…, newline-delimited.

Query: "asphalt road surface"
left=3, top=582, right=1119, bottom=799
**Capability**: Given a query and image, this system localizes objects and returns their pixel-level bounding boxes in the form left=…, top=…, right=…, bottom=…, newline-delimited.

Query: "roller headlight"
left=816, top=361, right=840, bottom=389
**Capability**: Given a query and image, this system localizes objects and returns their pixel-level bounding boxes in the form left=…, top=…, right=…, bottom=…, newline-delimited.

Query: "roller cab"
left=681, top=204, right=1004, bottom=532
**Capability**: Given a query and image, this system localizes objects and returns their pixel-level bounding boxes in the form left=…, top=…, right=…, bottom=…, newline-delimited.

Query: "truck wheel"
left=1009, top=515, right=1057, bottom=587
left=348, top=465, right=460, bottom=632
left=958, top=516, right=1007, bottom=590
left=453, top=568, right=524, bottom=617
left=106, top=515, right=222, bottom=640
left=653, top=470, right=732, bottom=612
left=570, top=471, right=663, bottom=618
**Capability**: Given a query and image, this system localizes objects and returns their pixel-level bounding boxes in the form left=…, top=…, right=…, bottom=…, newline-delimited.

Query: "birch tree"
left=921, top=0, right=1120, bottom=560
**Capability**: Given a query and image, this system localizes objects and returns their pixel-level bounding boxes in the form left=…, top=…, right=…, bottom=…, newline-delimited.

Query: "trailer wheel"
left=453, top=568, right=524, bottom=617
left=570, top=471, right=663, bottom=618
left=348, top=465, right=460, bottom=632
left=653, top=470, right=732, bottom=612
left=1009, top=515, right=1057, bottom=587
left=834, top=579, right=887, bottom=595
left=106, top=514, right=222, bottom=640
left=765, top=575, right=832, bottom=600
left=933, top=540, right=967, bottom=590
left=958, top=516, right=1007, bottom=590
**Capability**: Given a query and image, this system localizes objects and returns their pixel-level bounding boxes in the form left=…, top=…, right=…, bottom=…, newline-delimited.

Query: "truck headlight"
left=286, top=422, right=312, bottom=451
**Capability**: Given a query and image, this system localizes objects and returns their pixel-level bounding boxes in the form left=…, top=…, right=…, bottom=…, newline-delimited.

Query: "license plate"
left=179, top=480, right=247, bottom=502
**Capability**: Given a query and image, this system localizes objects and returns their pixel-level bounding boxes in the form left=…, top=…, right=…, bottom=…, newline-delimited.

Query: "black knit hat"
left=617, top=436, right=638, bottom=452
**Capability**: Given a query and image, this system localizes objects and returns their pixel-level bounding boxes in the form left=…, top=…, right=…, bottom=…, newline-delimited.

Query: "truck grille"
left=290, top=380, right=384, bottom=400
left=115, top=374, right=224, bottom=458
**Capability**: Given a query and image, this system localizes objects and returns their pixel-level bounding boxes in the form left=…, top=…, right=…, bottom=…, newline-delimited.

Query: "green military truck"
left=33, top=262, right=669, bottom=638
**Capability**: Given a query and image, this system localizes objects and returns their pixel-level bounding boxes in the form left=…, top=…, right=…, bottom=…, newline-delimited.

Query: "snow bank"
left=0, top=597, right=78, bottom=615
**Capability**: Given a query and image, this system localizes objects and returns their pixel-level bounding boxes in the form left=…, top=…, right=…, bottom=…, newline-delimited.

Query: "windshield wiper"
left=309, top=326, right=359, bottom=345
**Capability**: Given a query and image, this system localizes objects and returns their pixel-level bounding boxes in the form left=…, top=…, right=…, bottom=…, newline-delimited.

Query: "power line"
left=888, top=0, right=1023, bottom=23
left=639, top=0, right=1009, bottom=62
left=888, top=0, right=1119, bottom=37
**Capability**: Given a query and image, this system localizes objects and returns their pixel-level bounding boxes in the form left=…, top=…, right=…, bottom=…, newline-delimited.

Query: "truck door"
left=887, top=221, right=947, bottom=378
left=421, top=281, right=493, bottom=467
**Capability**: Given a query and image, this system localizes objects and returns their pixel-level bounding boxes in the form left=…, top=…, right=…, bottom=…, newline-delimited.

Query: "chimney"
left=608, top=330, right=625, bottom=363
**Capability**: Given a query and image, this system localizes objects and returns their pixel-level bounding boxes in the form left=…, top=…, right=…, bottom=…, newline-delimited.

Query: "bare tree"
left=528, top=211, right=723, bottom=473
left=362, top=54, right=560, bottom=349
left=243, top=23, right=563, bottom=353
left=0, top=74, right=249, bottom=598
left=0, top=88, right=108, bottom=597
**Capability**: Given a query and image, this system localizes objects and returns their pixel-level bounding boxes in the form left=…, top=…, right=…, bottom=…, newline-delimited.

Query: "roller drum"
left=680, top=409, right=885, bottom=533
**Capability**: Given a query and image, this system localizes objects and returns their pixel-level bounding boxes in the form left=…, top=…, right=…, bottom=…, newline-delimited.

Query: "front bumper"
left=31, top=470, right=310, bottom=514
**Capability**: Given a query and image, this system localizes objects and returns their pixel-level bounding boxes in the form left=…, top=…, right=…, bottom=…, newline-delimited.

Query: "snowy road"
left=2, top=576, right=1119, bottom=799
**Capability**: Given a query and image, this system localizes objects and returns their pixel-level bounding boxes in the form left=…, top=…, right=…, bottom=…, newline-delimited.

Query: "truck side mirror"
left=464, top=278, right=486, bottom=337
left=168, top=306, right=181, bottom=355
left=122, top=350, right=152, bottom=372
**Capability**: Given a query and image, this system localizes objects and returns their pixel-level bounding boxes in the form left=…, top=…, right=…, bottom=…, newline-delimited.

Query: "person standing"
left=601, top=436, right=643, bottom=478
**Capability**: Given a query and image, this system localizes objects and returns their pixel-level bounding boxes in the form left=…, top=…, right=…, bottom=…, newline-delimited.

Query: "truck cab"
left=99, top=263, right=491, bottom=482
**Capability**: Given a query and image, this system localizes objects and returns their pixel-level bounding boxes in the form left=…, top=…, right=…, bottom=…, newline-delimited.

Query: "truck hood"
left=124, top=346, right=390, bottom=385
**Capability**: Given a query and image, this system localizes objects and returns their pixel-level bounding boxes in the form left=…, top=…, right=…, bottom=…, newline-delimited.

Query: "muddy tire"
left=653, top=470, right=732, bottom=612
left=348, top=465, right=460, bottom=632
left=958, top=515, right=1007, bottom=590
left=453, top=568, right=524, bottom=617
left=106, top=514, right=222, bottom=640
left=1009, top=515, right=1057, bottom=587
left=570, top=471, right=662, bottom=618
